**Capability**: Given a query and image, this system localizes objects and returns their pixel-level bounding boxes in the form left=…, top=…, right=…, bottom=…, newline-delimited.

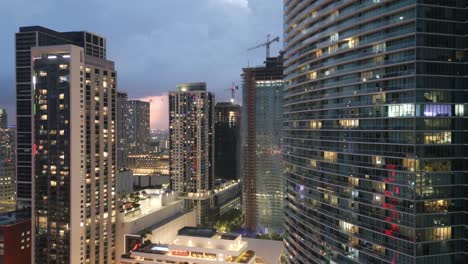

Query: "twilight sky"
left=0, top=0, right=283, bottom=129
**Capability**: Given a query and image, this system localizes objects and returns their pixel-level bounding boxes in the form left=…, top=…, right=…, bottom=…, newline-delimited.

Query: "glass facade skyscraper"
left=283, top=1, right=468, bottom=263
left=214, top=102, right=241, bottom=181
left=242, top=56, right=284, bottom=232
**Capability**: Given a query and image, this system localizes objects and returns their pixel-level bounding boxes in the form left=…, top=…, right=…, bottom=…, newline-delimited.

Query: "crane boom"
left=247, top=34, right=280, bottom=58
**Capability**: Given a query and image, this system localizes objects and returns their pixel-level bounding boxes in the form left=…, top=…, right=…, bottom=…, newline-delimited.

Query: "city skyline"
left=0, top=0, right=283, bottom=127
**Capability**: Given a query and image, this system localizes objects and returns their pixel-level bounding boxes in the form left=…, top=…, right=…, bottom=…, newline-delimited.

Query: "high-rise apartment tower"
left=16, top=26, right=107, bottom=209
left=214, top=102, right=241, bottom=181
left=117, top=91, right=129, bottom=168
left=283, top=1, right=468, bottom=263
left=169, top=82, right=215, bottom=224
left=32, top=42, right=116, bottom=263
left=127, top=100, right=150, bottom=155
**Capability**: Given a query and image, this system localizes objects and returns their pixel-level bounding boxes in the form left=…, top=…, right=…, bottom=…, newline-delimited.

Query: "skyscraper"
left=214, top=102, right=241, bottom=180
left=169, top=82, right=215, bottom=224
left=283, top=1, right=468, bottom=263
left=0, top=108, right=7, bottom=129
left=128, top=100, right=150, bottom=155
left=16, top=26, right=106, bottom=209
left=117, top=91, right=129, bottom=168
left=242, top=55, right=284, bottom=232
left=32, top=42, right=116, bottom=263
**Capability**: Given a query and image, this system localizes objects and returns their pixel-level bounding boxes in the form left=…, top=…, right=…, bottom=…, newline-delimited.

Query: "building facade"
left=242, top=56, right=284, bottom=232
left=16, top=26, right=106, bottom=209
left=128, top=100, right=150, bottom=155
left=214, top=102, right=241, bottom=181
left=0, top=108, right=7, bottom=129
left=117, top=91, right=129, bottom=169
left=0, top=160, right=15, bottom=204
left=0, top=211, right=31, bottom=264
left=32, top=43, right=116, bottom=263
left=283, top=1, right=468, bottom=264
left=169, top=82, right=215, bottom=224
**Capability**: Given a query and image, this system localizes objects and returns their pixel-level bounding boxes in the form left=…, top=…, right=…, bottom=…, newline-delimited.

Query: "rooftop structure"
left=122, top=227, right=257, bottom=264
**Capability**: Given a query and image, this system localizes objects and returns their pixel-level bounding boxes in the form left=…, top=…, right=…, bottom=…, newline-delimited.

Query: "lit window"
left=39, top=71, right=48, bottom=77
left=388, top=104, right=415, bottom=117
left=59, top=64, right=68, bottom=70
left=309, top=120, right=322, bottom=129
left=59, top=94, right=65, bottom=100
left=432, top=227, right=451, bottom=240
left=309, top=160, right=317, bottom=168
left=424, top=131, right=451, bottom=144
left=309, top=71, right=317, bottom=80
left=455, top=104, right=464, bottom=116
left=340, top=221, right=357, bottom=233
left=330, top=32, right=339, bottom=42
left=324, top=151, right=337, bottom=162
left=59, top=76, right=69, bottom=83
left=373, top=156, right=384, bottom=165
left=424, top=104, right=452, bottom=117
left=348, top=37, right=359, bottom=49
left=339, top=119, right=359, bottom=128
left=41, top=115, right=48, bottom=120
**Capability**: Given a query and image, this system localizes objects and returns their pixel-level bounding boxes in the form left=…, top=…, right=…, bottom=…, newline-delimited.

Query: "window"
left=309, top=159, right=317, bottom=168
left=340, top=221, right=357, bottom=233
left=59, top=76, right=69, bottom=83
left=309, top=71, right=317, bottom=80
left=330, top=10, right=339, bottom=20
left=59, top=64, right=68, bottom=70
left=423, top=104, right=451, bottom=117
left=324, top=151, right=337, bottom=162
left=424, top=131, right=451, bottom=144
left=455, top=104, right=464, bottom=116
left=330, top=33, right=339, bottom=43
left=388, top=104, right=415, bottom=117
left=348, top=37, right=359, bottom=48
left=309, top=120, right=322, bottom=129
left=373, top=156, right=384, bottom=165
left=373, top=42, right=386, bottom=53
left=339, top=119, right=359, bottom=128
left=424, top=200, right=448, bottom=213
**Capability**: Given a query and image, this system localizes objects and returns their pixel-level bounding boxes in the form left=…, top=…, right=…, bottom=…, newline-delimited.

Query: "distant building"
left=128, top=100, right=150, bottom=155
left=0, top=127, right=15, bottom=161
left=0, top=211, right=31, bottom=264
left=32, top=41, right=116, bottom=263
left=0, top=107, right=7, bottom=129
left=242, top=55, right=284, bottom=232
left=214, top=102, right=241, bottom=180
left=169, top=82, right=215, bottom=225
left=0, top=160, right=15, bottom=204
left=117, top=91, right=129, bottom=168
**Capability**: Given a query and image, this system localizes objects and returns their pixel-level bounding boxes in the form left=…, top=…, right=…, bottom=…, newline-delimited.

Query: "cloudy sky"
left=0, top=0, right=283, bottom=129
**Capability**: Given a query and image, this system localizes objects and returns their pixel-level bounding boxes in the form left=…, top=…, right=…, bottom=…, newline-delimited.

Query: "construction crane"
left=247, top=34, right=280, bottom=59
left=226, top=82, right=239, bottom=103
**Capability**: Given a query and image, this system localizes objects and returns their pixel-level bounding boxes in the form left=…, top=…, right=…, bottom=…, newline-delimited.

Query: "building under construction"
left=241, top=54, right=284, bottom=232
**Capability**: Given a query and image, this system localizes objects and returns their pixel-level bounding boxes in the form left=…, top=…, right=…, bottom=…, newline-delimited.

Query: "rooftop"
left=176, top=82, right=206, bottom=92
left=178, top=226, right=217, bottom=238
